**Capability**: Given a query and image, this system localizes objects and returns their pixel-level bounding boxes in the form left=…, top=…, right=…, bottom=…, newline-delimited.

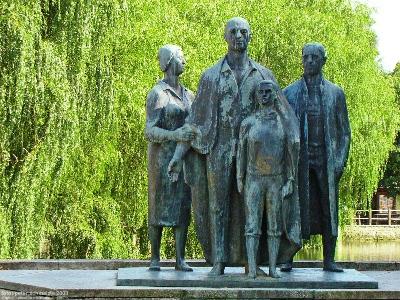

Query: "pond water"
left=295, top=239, right=400, bottom=261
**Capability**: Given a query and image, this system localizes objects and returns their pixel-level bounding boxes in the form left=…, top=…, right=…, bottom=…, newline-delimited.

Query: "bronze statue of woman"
left=145, top=44, right=196, bottom=272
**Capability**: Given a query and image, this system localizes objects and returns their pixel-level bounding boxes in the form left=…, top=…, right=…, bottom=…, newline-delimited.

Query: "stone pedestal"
left=117, top=267, right=378, bottom=289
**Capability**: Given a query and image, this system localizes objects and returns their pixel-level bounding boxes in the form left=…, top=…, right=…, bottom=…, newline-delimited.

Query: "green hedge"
left=0, top=0, right=398, bottom=259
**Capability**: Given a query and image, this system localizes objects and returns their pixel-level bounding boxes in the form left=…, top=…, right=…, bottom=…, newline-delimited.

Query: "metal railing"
left=353, top=209, right=400, bottom=225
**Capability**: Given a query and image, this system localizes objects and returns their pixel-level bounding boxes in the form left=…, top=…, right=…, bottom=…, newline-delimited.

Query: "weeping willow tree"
left=379, top=64, right=400, bottom=198
left=0, top=0, right=398, bottom=259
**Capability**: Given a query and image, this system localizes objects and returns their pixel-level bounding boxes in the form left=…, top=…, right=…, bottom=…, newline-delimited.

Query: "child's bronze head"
left=255, top=80, right=278, bottom=108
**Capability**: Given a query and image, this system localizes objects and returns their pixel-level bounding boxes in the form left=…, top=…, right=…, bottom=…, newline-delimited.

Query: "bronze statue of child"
left=237, top=80, right=296, bottom=278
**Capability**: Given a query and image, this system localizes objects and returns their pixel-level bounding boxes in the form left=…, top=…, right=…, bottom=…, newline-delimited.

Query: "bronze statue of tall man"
left=169, top=17, right=300, bottom=276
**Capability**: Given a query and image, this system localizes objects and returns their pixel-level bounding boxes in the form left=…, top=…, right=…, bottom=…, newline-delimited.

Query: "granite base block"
left=117, top=267, right=378, bottom=289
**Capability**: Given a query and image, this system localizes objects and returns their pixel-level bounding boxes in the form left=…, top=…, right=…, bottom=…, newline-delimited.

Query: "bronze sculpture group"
left=145, top=17, right=351, bottom=279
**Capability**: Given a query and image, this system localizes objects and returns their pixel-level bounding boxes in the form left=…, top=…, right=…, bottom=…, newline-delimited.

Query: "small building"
left=354, top=187, right=400, bottom=225
left=372, top=187, right=397, bottom=212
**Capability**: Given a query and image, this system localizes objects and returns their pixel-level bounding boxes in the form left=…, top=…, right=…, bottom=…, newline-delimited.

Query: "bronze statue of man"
left=169, top=17, right=299, bottom=276
left=281, top=42, right=351, bottom=272
left=237, top=80, right=301, bottom=278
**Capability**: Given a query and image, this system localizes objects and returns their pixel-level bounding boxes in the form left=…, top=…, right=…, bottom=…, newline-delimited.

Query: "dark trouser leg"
left=268, top=236, right=281, bottom=278
left=207, top=153, right=233, bottom=275
left=323, top=234, right=343, bottom=272
left=280, top=257, right=294, bottom=272
left=174, top=226, right=193, bottom=272
left=246, top=236, right=259, bottom=278
left=244, top=175, right=264, bottom=278
left=148, top=225, right=162, bottom=271
left=266, top=176, right=283, bottom=278
left=312, top=166, right=343, bottom=272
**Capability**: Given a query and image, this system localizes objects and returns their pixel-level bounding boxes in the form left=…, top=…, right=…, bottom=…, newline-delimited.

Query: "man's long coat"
left=283, top=77, right=351, bottom=239
left=184, top=57, right=301, bottom=265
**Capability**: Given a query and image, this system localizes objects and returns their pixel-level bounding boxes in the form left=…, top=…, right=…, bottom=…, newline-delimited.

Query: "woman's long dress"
left=145, top=80, right=194, bottom=227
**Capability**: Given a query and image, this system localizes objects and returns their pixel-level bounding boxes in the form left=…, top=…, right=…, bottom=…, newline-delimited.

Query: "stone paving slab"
left=1, top=259, right=399, bottom=271
left=364, top=271, right=400, bottom=291
left=0, top=269, right=399, bottom=299
left=117, top=267, right=378, bottom=289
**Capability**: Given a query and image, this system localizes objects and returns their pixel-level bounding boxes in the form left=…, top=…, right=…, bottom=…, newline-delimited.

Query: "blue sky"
left=356, top=0, right=400, bottom=72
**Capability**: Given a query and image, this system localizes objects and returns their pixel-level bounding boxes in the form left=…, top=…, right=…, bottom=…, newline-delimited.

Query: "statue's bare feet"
left=175, top=260, right=193, bottom=272
left=148, top=259, right=160, bottom=271
left=245, top=265, right=266, bottom=276
left=245, top=264, right=258, bottom=279
left=248, top=269, right=257, bottom=279
left=323, top=261, right=343, bottom=272
left=209, top=262, right=224, bottom=276
left=269, top=268, right=281, bottom=278
left=280, top=261, right=293, bottom=272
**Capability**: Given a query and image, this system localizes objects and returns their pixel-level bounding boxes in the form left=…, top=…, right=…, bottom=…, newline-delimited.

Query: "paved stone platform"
left=117, top=267, right=378, bottom=289
left=0, top=270, right=398, bottom=299
left=0, top=261, right=399, bottom=299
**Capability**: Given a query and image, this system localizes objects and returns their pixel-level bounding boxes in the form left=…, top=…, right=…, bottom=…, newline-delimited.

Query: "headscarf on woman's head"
left=158, top=44, right=182, bottom=72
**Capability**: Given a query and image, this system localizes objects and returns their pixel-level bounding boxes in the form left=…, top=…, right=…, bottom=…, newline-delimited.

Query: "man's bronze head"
left=302, top=42, right=327, bottom=76
left=224, top=17, right=251, bottom=52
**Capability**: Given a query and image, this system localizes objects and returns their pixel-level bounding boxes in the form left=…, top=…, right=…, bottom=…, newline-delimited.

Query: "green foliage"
left=380, top=138, right=400, bottom=198
left=379, top=64, right=400, bottom=198
left=0, top=0, right=398, bottom=258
